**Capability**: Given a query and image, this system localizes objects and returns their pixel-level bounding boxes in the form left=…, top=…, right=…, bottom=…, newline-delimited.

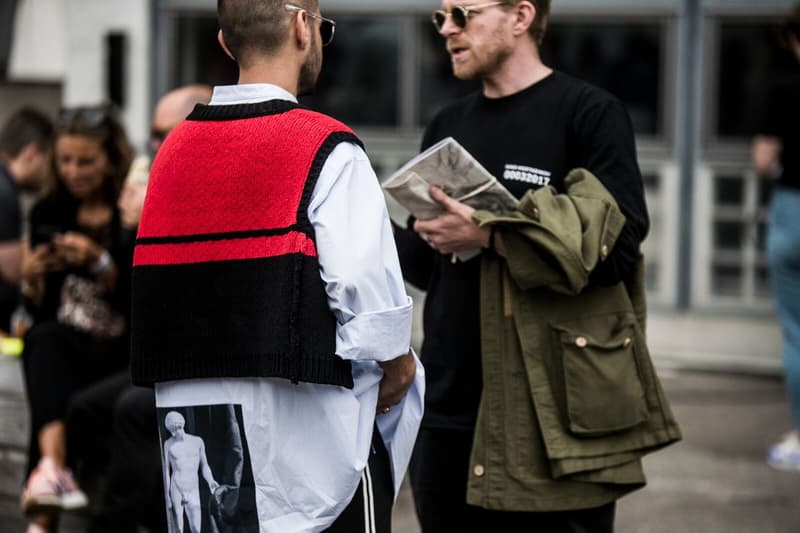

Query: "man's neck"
left=481, top=43, right=552, bottom=99
left=237, top=58, right=300, bottom=97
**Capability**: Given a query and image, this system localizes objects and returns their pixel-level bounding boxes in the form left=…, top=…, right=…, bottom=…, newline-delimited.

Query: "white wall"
left=8, top=0, right=152, bottom=152
left=8, top=0, right=67, bottom=80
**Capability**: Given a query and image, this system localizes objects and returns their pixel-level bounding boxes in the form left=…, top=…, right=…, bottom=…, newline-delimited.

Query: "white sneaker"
left=767, top=431, right=800, bottom=472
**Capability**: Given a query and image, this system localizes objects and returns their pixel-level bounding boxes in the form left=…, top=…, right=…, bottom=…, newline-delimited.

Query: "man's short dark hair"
left=0, top=107, right=54, bottom=160
left=528, top=0, right=551, bottom=47
left=217, top=0, right=318, bottom=67
left=507, top=0, right=550, bottom=47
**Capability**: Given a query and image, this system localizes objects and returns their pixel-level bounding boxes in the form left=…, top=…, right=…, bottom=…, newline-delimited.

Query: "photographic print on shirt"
left=157, top=404, right=258, bottom=533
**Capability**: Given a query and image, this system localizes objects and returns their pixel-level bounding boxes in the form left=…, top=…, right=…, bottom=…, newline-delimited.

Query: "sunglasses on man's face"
left=432, top=1, right=507, bottom=32
left=285, top=4, right=336, bottom=47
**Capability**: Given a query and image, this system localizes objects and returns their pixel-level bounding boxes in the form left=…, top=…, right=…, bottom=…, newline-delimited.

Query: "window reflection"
left=173, top=16, right=238, bottom=88
left=542, top=22, right=663, bottom=136
left=717, top=21, right=793, bottom=138
left=305, top=16, right=400, bottom=127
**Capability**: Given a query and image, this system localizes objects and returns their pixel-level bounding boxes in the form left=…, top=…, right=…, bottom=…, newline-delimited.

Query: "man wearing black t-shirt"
left=0, top=108, right=53, bottom=332
left=394, top=1, right=657, bottom=531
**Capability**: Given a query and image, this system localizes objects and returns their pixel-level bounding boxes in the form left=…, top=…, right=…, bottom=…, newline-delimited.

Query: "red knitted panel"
left=137, top=109, right=349, bottom=240
left=133, top=232, right=318, bottom=266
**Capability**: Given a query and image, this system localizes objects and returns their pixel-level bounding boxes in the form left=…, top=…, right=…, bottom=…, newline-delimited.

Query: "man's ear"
left=217, top=29, right=236, bottom=62
left=511, top=1, right=536, bottom=37
left=291, top=9, right=312, bottom=51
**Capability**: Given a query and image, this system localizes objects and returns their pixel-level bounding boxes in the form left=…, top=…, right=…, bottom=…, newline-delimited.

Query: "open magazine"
left=382, top=137, right=518, bottom=261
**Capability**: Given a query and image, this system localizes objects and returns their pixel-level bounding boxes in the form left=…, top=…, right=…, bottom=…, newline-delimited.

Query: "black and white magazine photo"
left=157, top=404, right=258, bottom=533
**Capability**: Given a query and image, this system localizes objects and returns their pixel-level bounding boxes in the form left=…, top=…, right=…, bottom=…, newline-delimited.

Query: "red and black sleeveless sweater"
left=130, top=100, right=360, bottom=388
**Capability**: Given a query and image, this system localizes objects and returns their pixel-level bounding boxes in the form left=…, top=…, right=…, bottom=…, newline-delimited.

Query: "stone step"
left=0, top=393, right=28, bottom=452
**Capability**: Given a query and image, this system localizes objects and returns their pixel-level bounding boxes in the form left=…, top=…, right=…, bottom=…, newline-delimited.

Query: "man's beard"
left=298, top=32, right=322, bottom=96
left=452, top=30, right=513, bottom=81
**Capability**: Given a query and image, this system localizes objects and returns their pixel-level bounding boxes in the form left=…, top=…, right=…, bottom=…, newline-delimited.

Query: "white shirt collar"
left=209, top=84, right=298, bottom=106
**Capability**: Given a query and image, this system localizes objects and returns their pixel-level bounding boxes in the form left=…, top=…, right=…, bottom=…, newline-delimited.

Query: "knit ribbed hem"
left=131, top=352, right=353, bottom=389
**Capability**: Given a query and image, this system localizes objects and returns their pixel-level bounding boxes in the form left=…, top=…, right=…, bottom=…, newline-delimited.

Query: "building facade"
left=3, top=0, right=796, bottom=371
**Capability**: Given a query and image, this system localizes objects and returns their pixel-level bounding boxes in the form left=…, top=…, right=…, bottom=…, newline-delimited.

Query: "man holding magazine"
left=391, top=1, right=681, bottom=531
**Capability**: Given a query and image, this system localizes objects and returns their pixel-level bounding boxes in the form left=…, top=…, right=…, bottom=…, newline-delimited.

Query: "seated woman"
left=19, top=105, right=133, bottom=532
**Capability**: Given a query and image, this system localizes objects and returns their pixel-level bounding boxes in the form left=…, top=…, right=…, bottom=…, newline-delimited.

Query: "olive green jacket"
left=469, top=168, right=681, bottom=512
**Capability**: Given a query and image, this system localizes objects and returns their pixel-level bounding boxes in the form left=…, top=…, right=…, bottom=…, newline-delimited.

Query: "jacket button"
left=601, top=244, right=609, bottom=258
left=575, top=337, right=588, bottom=348
left=623, top=337, right=632, bottom=348
left=532, top=207, right=540, bottom=219
left=473, top=464, right=485, bottom=477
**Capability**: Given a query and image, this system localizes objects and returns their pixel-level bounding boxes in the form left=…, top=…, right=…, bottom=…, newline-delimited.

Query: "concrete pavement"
left=1, top=356, right=799, bottom=533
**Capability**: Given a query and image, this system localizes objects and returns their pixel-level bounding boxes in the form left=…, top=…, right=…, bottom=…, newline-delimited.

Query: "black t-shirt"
left=758, top=63, right=800, bottom=189
left=0, top=165, right=21, bottom=242
left=394, top=71, right=649, bottom=430
left=0, top=165, right=21, bottom=327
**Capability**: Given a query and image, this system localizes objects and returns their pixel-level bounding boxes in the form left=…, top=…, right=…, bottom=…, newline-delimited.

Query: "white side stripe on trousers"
left=361, top=464, right=376, bottom=533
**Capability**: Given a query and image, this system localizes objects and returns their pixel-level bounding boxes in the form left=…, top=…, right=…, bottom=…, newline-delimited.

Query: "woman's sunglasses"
left=432, top=2, right=507, bottom=32
left=285, top=4, right=336, bottom=47
left=58, top=106, right=112, bottom=129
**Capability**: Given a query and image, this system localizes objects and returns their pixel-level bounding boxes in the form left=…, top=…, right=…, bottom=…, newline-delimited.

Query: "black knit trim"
left=186, top=100, right=301, bottom=121
left=136, top=226, right=301, bottom=246
left=131, top=353, right=354, bottom=389
left=296, top=131, right=364, bottom=233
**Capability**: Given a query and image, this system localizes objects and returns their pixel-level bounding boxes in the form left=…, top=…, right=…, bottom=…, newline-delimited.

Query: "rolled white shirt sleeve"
left=309, top=142, right=413, bottom=363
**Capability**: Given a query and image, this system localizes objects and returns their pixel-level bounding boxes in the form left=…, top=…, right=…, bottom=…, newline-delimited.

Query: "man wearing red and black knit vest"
left=130, top=1, right=423, bottom=532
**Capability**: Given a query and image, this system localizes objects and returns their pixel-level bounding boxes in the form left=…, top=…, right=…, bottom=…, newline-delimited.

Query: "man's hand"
left=377, top=351, right=416, bottom=414
left=413, top=186, right=490, bottom=254
left=118, top=180, right=147, bottom=229
left=22, top=243, right=64, bottom=278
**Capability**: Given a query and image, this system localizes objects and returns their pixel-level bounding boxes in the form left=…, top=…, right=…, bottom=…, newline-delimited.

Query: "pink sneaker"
left=20, top=457, right=88, bottom=516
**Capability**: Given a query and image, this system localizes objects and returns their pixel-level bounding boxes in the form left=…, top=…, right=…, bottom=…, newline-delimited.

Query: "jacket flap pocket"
left=552, top=319, right=649, bottom=437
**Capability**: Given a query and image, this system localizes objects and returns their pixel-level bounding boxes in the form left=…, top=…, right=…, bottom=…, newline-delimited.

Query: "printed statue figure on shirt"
left=163, top=411, right=219, bottom=533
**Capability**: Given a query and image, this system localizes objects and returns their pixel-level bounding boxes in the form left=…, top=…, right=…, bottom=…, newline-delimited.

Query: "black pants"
left=67, top=371, right=166, bottom=533
left=410, top=427, right=616, bottom=533
left=0, top=280, right=17, bottom=333
left=325, top=425, right=394, bottom=533
left=21, top=320, right=128, bottom=476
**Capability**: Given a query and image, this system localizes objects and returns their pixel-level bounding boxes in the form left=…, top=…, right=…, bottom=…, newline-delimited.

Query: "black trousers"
left=325, top=425, right=394, bottom=533
left=0, top=280, right=16, bottom=332
left=67, top=371, right=166, bottom=533
left=409, top=427, right=616, bottom=533
left=21, top=320, right=128, bottom=476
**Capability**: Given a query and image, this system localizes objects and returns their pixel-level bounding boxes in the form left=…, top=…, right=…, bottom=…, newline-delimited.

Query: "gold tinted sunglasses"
left=432, top=2, right=508, bottom=32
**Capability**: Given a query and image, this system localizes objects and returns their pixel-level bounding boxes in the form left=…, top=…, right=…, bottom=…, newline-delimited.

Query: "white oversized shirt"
left=154, top=84, right=423, bottom=533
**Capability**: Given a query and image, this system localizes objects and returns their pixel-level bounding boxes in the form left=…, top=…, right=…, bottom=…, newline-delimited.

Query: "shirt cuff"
left=336, top=296, right=413, bottom=362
